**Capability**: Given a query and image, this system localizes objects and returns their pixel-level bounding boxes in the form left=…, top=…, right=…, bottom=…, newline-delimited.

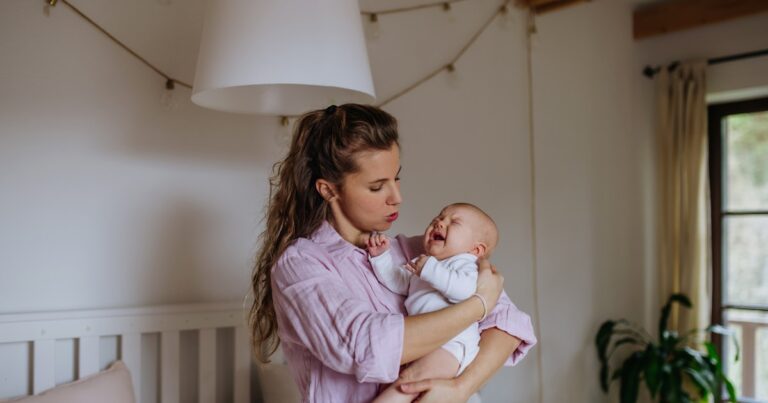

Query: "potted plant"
left=595, top=293, right=739, bottom=403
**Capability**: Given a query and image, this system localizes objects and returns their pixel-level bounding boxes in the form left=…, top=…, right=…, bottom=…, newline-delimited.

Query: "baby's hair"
left=448, top=202, right=499, bottom=256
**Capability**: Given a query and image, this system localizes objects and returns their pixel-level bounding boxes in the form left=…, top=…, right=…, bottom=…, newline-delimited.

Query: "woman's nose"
left=387, top=185, right=402, bottom=205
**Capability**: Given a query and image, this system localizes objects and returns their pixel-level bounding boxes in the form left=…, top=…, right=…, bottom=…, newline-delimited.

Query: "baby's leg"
left=372, top=348, right=460, bottom=403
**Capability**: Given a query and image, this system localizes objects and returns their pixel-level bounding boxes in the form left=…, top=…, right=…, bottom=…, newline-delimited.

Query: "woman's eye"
left=370, top=187, right=383, bottom=192
left=395, top=177, right=401, bottom=182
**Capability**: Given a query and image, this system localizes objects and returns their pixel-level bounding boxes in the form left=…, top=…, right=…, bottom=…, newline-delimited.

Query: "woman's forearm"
left=456, top=328, right=521, bottom=393
left=401, top=297, right=485, bottom=365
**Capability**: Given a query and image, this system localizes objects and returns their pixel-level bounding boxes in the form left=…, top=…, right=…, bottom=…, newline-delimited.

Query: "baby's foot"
left=367, top=233, right=390, bottom=257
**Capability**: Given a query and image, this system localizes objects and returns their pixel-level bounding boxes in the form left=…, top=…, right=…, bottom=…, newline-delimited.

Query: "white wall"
left=0, top=0, right=544, bottom=401
left=7, top=0, right=765, bottom=402
left=529, top=2, right=645, bottom=401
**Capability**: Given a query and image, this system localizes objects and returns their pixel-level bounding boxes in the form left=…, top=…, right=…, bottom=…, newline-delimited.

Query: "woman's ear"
left=315, top=179, right=338, bottom=202
left=472, top=242, right=488, bottom=258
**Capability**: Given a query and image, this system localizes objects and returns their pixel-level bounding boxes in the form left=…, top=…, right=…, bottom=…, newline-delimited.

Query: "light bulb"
left=160, top=79, right=178, bottom=111
left=275, top=117, right=293, bottom=148
left=445, top=64, right=460, bottom=89
left=443, top=3, right=455, bottom=23
left=498, top=5, right=513, bottom=30
left=367, top=14, right=380, bottom=40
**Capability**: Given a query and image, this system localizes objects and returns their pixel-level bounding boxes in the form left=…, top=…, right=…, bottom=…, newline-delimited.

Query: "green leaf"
left=620, top=352, right=643, bottom=403
left=683, top=368, right=709, bottom=398
left=681, top=347, right=708, bottom=369
left=706, top=324, right=734, bottom=336
left=658, top=293, right=692, bottom=340
left=596, top=320, right=616, bottom=362
left=661, top=329, right=680, bottom=350
left=643, top=345, right=661, bottom=397
left=600, top=362, right=610, bottom=392
left=722, top=376, right=737, bottom=403
left=708, top=325, right=741, bottom=362
left=704, top=342, right=723, bottom=373
left=607, top=337, right=644, bottom=359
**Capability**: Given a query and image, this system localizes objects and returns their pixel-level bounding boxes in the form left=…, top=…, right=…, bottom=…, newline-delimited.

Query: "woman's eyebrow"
left=369, top=166, right=402, bottom=184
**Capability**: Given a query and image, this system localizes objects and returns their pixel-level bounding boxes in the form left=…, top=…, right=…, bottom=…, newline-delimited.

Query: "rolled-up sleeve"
left=273, top=253, right=404, bottom=383
left=479, top=291, right=537, bottom=366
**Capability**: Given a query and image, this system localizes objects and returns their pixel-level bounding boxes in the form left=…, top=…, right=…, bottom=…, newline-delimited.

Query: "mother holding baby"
left=249, top=104, right=536, bottom=403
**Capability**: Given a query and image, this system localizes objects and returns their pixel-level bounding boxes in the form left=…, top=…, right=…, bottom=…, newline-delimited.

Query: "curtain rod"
left=642, top=47, right=768, bottom=79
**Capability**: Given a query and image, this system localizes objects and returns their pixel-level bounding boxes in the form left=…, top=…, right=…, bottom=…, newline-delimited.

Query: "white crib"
left=0, top=303, right=266, bottom=403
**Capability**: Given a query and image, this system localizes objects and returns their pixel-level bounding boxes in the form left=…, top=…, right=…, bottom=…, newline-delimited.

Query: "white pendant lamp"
left=191, top=0, right=376, bottom=115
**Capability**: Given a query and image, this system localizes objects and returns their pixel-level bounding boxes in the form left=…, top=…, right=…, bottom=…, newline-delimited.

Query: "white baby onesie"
left=369, top=251, right=480, bottom=375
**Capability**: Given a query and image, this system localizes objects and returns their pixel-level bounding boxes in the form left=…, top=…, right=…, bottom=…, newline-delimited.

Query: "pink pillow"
left=3, top=361, right=135, bottom=403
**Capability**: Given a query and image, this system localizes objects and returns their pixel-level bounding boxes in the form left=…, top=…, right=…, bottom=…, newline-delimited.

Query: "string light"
left=275, top=117, right=293, bottom=148
left=160, top=79, right=178, bottom=111
left=498, top=3, right=513, bottom=29
left=47, top=0, right=539, bottom=124
left=443, top=2, right=456, bottom=23
left=368, top=13, right=380, bottom=40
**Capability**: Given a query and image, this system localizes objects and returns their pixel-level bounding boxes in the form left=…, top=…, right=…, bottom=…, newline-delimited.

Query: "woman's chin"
left=373, top=221, right=393, bottom=232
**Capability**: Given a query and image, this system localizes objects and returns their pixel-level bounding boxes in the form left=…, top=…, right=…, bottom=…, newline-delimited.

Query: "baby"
left=366, top=202, right=499, bottom=403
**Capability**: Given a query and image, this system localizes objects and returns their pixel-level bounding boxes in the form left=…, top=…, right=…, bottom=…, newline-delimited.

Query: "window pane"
left=725, top=319, right=743, bottom=398
left=726, top=111, right=768, bottom=211
left=760, top=325, right=768, bottom=400
left=726, top=216, right=768, bottom=306
left=726, top=309, right=768, bottom=400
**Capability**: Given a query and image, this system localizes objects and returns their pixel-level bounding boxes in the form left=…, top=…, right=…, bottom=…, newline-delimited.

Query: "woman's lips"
left=386, top=212, right=399, bottom=222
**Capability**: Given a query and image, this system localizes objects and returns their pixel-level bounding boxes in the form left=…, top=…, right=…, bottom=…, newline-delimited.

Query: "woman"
left=249, top=104, right=536, bottom=402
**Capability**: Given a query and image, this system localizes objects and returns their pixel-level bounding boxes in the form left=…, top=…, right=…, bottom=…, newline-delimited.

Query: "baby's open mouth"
left=431, top=232, right=445, bottom=241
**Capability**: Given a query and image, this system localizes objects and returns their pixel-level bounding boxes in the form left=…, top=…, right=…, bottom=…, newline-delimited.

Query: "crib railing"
left=0, top=303, right=252, bottom=403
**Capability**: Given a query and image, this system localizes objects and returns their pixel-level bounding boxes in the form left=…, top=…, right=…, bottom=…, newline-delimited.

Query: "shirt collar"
left=309, top=220, right=367, bottom=260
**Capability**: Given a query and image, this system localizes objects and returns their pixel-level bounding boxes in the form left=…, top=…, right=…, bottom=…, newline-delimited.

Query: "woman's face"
left=333, top=144, right=402, bottom=236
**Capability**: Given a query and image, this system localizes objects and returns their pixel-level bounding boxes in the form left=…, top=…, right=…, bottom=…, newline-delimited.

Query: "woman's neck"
left=328, top=215, right=368, bottom=248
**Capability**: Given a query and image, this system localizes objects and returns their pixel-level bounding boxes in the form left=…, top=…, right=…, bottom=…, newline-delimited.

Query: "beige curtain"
left=655, top=60, right=711, bottom=341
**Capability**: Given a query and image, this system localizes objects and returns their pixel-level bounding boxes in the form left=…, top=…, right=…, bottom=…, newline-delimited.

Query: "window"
left=709, top=96, right=768, bottom=402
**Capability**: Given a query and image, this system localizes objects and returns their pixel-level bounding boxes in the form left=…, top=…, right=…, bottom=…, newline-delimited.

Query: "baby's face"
left=423, top=205, right=482, bottom=260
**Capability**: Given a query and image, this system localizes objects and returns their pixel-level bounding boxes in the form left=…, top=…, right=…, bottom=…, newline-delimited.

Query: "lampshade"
left=191, top=0, right=376, bottom=115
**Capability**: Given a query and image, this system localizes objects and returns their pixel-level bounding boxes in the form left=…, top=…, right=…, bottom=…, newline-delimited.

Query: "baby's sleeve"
left=419, top=257, right=478, bottom=303
left=369, top=250, right=412, bottom=296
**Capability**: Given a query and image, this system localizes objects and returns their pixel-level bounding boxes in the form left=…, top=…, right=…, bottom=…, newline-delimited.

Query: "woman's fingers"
left=475, top=258, right=503, bottom=311
left=399, top=379, right=432, bottom=394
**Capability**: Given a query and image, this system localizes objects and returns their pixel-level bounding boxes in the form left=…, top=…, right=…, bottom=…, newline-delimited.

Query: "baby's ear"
left=472, top=242, right=488, bottom=258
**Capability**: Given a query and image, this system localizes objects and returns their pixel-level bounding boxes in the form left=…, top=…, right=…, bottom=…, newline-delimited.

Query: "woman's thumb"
left=399, top=379, right=431, bottom=394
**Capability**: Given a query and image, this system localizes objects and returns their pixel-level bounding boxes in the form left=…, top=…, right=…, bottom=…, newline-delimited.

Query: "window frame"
left=708, top=96, right=768, bottom=402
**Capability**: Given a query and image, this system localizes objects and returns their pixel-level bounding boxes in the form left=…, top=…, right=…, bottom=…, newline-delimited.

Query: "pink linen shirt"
left=271, top=221, right=537, bottom=403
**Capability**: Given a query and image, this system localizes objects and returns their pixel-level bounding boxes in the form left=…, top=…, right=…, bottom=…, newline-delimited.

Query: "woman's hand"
left=398, top=378, right=472, bottom=403
left=474, top=258, right=504, bottom=314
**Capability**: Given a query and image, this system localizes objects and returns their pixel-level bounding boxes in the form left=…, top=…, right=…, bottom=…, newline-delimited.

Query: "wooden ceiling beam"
left=517, top=0, right=590, bottom=15
left=634, top=0, right=768, bottom=39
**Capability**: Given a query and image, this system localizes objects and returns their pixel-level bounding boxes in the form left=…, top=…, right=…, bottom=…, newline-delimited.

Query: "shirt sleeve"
left=479, top=291, right=537, bottom=366
left=369, top=250, right=412, bottom=296
left=419, top=257, right=478, bottom=303
left=272, top=253, right=404, bottom=383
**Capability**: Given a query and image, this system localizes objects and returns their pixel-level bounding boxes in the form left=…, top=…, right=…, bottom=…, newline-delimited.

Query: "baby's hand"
left=405, top=254, right=429, bottom=276
left=367, top=233, right=390, bottom=257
